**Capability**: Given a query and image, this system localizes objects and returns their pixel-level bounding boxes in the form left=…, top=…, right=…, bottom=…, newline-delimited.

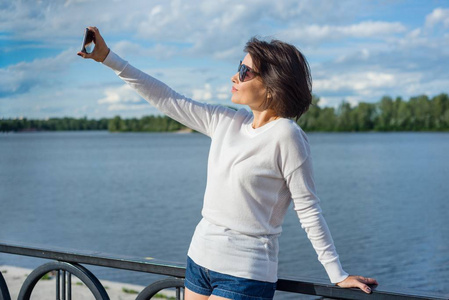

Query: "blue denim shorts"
left=184, top=256, right=277, bottom=300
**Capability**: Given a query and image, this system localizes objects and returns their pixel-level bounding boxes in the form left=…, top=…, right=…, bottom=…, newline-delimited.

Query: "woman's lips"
left=231, top=86, right=238, bottom=93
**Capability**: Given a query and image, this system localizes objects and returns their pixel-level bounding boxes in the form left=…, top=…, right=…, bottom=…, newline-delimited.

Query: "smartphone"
left=80, top=28, right=95, bottom=54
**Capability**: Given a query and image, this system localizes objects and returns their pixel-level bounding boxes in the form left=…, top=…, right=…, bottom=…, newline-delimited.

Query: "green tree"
left=109, top=116, right=126, bottom=132
left=298, top=95, right=321, bottom=131
left=431, top=93, right=449, bottom=130
left=375, top=96, right=394, bottom=131
left=335, top=100, right=353, bottom=131
left=353, top=102, right=376, bottom=131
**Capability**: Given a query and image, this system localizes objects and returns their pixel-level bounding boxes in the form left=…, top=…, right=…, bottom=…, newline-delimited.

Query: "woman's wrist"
left=100, top=48, right=110, bottom=63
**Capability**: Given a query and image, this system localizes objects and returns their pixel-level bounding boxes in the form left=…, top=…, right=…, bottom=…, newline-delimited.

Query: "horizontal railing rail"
left=0, top=241, right=447, bottom=300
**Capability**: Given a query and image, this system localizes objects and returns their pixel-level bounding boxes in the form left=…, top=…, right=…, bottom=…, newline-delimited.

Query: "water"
left=1, top=131, right=448, bottom=299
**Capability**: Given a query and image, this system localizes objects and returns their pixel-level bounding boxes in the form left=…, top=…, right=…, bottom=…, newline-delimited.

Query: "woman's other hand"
left=336, top=275, right=378, bottom=294
left=77, top=26, right=110, bottom=62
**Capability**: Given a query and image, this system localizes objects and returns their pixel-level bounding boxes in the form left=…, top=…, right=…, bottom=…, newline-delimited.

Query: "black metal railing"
left=0, top=241, right=447, bottom=300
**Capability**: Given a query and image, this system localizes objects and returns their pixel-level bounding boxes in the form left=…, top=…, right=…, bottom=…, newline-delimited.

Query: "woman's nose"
left=231, top=72, right=239, bottom=83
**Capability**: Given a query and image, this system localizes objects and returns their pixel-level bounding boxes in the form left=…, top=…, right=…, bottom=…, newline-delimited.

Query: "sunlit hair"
left=244, top=37, right=312, bottom=120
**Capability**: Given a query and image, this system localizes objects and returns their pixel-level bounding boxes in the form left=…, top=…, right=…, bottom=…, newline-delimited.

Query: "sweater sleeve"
left=285, top=155, right=349, bottom=284
left=102, top=50, right=235, bottom=137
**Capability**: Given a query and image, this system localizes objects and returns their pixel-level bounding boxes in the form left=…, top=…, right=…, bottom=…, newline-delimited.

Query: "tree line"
left=0, top=115, right=186, bottom=133
left=108, top=115, right=186, bottom=132
left=298, top=93, right=449, bottom=131
left=2, top=93, right=449, bottom=133
left=298, top=93, right=449, bottom=132
left=1, top=117, right=109, bottom=132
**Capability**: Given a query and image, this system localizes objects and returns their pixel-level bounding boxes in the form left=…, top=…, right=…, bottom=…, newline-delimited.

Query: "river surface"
left=1, top=131, right=448, bottom=299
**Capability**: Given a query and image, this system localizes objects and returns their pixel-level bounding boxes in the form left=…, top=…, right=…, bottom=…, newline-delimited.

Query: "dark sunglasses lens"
left=244, top=69, right=255, bottom=81
left=239, top=65, right=248, bottom=82
left=238, top=61, right=257, bottom=82
left=239, top=64, right=248, bottom=82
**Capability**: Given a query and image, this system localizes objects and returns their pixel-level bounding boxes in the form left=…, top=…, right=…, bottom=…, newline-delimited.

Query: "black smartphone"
left=81, top=28, right=95, bottom=54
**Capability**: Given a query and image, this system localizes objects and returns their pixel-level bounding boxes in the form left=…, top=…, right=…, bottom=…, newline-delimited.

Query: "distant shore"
left=3, top=93, right=449, bottom=133
left=1, top=265, right=176, bottom=300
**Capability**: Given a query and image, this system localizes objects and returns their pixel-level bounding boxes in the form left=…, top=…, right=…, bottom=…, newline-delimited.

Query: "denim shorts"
left=184, top=256, right=277, bottom=300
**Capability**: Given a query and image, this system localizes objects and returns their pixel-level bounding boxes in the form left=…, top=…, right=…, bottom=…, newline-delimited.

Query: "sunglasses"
left=238, top=61, right=260, bottom=82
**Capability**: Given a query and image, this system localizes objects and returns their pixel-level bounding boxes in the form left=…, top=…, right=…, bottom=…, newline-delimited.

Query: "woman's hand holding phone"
left=77, top=27, right=110, bottom=63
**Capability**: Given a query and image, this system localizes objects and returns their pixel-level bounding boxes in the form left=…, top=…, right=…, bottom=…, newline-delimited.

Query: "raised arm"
left=77, top=27, right=234, bottom=137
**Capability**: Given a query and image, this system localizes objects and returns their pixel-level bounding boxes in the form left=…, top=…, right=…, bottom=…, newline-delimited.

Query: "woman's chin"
left=231, top=97, right=241, bottom=105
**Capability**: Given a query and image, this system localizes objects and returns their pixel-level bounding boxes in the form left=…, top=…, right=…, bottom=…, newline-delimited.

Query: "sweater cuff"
left=323, top=259, right=349, bottom=284
left=101, top=50, right=128, bottom=73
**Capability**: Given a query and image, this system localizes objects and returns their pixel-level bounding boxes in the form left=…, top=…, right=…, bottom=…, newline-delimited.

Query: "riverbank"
left=1, top=265, right=176, bottom=300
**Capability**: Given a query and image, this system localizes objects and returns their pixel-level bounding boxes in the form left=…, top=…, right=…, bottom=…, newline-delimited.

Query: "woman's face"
left=231, top=54, right=267, bottom=111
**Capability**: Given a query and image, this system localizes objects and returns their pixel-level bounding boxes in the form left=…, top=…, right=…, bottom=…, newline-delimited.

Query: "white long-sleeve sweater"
left=102, top=50, right=349, bottom=284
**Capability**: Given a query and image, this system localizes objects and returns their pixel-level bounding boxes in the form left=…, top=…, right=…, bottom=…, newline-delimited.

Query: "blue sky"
left=1, top=0, right=448, bottom=119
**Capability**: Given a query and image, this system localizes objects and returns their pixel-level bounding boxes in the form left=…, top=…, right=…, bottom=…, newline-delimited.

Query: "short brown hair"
left=244, top=37, right=312, bottom=120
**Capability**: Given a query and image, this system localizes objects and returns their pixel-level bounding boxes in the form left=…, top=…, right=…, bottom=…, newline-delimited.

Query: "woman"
left=78, top=27, right=378, bottom=300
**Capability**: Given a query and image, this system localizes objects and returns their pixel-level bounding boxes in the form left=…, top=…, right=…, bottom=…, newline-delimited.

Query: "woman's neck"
left=251, top=109, right=280, bottom=129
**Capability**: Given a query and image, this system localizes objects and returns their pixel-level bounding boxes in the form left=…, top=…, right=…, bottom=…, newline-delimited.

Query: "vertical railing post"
left=0, top=271, right=11, bottom=300
left=56, top=270, right=61, bottom=300
left=67, top=272, right=71, bottom=300
left=62, top=270, right=66, bottom=300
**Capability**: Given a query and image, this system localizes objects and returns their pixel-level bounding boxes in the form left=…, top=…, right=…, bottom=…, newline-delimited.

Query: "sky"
left=1, top=0, right=448, bottom=119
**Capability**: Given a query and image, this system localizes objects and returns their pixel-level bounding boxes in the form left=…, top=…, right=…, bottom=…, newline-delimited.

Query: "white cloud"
left=106, top=104, right=149, bottom=111
left=0, top=1, right=374, bottom=61
left=98, top=84, right=143, bottom=105
left=192, top=84, right=213, bottom=101
left=112, top=40, right=177, bottom=59
left=335, top=48, right=371, bottom=63
left=191, top=84, right=231, bottom=103
left=150, top=5, right=163, bottom=16
left=343, top=21, right=406, bottom=36
left=216, top=85, right=231, bottom=100
left=212, top=46, right=243, bottom=60
left=64, top=0, right=92, bottom=6
left=425, top=7, right=449, bottom=28
left=315, top=71, right=396, bottom=94
left=313, top=69, right=424, bottom=107
left=97, top=83, right=173, bottom=114
left=0, top=48, right=77, bottom=96
left=278, top=21, right=406, bottom=45
left=319, top=95, right=367, bottom=108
